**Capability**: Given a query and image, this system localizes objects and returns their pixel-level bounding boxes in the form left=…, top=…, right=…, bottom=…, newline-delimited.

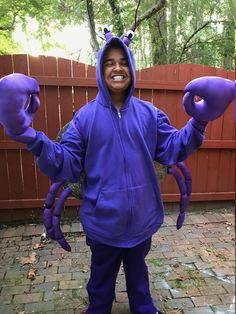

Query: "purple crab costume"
left=0, top=26, right=235, bottom=314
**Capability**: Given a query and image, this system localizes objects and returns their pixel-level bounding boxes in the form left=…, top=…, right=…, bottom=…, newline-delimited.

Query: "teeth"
left=113, top=76, right=124, bottom=81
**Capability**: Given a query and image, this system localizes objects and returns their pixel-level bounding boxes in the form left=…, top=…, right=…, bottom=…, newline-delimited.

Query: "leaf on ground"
left=82, top=264, right=90, bottom=273
left=33, top=243, right=45, bottom=250
left=169, top=310, right=182, bottom=314
left=27, top=268, right=37, bottom=280
left=19, top=252, right=37, bottom=265
left=160, top=295, right=171, bottom=302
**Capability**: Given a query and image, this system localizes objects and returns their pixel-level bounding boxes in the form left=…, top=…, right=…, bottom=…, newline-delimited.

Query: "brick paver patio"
left=0, top=208, right=235, bottom=314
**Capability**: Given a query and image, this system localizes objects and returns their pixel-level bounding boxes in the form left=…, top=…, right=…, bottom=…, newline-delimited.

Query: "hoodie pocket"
left=129, top=184, right=160, bottom=234
left=94, top=189, right=130, bottom=237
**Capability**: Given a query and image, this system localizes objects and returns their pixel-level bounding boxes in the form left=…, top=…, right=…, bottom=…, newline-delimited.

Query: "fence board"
left=139, top=89, right=152, bottom=103
left=29, top=55, right=45, bottom=76
left=44, top=86, right=60, bottom=139
left=73, top=61, right=87, bottom=112
left=7, top=150, right=23, bottom=199
left=195, top=150, right=209, bottom=193
left=58, top=59, right=73, bottom=126
left=12, top=54, right=29, bottom=75
left=87, top=65, right=97, bottom=102
left=206, top=151, right=221, bottom=192
left=218, top=151, right=234, bottom=192
left=21, top=151, right=37, bottom=199
left=0, top=151, right=10, bottom=200
left=0, top=55, right=234, bottom=212
left=222, top=103, right=234, bottom=140
left=0, top=55, right=13, bottom=75
left=161, top=174, right=179, bottom=194
left=178, top=63, right=192, bottom=81
left=175, top=92, right=189, bottom=127
left=0, top=55, right=14, bottom=141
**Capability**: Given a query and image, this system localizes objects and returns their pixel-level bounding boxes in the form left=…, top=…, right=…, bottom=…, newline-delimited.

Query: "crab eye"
left=103, top=25, right=113, bottom=42
left=126, top=30, right=134, bottom=40
left=104, top=25, right=111, bottom=34
left=122, top=30, right=135, bottom=46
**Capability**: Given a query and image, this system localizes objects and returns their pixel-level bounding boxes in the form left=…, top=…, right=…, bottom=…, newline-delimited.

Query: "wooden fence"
left=0, top=54, right=235, bottom=216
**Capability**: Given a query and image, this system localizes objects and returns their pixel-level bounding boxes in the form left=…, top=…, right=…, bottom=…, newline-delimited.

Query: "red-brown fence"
left=0, top=54, right=235, bottom=214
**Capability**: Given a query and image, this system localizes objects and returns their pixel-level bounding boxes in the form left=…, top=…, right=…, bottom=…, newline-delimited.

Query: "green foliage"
left=0, top=33, right=21, bottom=54
left=147, top=258, right=163, bottom=267
left=0, top=0, right=85, bottom=54
left=145, top=0, right=235, bottom=70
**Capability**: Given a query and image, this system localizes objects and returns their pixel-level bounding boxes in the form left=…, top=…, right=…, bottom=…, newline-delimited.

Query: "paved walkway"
left=0, top=209, right=235, bottom=314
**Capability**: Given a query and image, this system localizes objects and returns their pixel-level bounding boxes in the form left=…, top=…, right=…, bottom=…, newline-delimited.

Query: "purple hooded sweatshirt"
left=28, top=37, right=206, bottom=247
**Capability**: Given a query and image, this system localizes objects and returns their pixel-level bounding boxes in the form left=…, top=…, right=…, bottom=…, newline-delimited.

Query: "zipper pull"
left=117, top=111, right=121, bottom=119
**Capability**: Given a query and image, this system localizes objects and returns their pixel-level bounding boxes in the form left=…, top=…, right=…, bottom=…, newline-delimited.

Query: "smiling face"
left=103, top=46, right=131, bottom=100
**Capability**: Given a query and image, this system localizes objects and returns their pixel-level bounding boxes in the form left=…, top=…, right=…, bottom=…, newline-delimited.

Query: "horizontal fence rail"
left=0, top=54, right=234, bottom=213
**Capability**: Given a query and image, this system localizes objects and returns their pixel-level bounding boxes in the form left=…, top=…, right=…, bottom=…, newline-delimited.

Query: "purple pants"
left=85, top=237, right=157, bottom=314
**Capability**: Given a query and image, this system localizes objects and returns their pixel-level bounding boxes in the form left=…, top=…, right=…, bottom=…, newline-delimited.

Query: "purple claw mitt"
left=0, top=73, right=40, bottom=143
left=183, top=76, right=235, bottom=121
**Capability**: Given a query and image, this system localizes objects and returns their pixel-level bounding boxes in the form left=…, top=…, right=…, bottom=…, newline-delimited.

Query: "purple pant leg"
left=123, top=237, right=157, bottom=314
left=85, top=238, right=122, bottom=314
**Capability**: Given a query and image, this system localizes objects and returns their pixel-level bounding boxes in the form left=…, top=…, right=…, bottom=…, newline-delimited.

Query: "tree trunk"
left=221, top=22, right=234, bottom=69
left=86, top=0, right=100, bottom=54
left=168, top=0, right=178, bottom=63
left=149, top=9, right=168, bottom=65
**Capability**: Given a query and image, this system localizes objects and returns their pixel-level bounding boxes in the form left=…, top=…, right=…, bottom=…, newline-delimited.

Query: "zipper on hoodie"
left=110, top=106, right=133, bottom=230
left=114, top=109, right=134, bottom=231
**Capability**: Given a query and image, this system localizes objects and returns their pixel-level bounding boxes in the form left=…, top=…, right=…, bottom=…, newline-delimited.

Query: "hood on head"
left=96, top=31, right=136, bottom=107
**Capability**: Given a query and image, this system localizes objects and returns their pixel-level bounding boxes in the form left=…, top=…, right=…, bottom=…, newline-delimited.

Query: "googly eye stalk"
left=122, top=30, right=135, bottom=47
left=103, top=26, right=135, bottom=47
left=104, top=25, right=113, bottom=42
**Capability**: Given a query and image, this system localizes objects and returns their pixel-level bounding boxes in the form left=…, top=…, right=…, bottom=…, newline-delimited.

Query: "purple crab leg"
left=176, top=162, right=192, bottom=196
left=168, top=166, right=188, bottom=230
left=176, top=162, right=192, bottom=228
left=52, top=187, right=72, bottom=252
left=44, top=182, right=62, bottom=240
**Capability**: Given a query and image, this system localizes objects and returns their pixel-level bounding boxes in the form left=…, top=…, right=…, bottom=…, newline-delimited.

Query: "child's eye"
left=104, top=61, right=114, bottom=67
left=103, top=59, right=129, bottom=67
left=121, top=61, right=129, bottom=66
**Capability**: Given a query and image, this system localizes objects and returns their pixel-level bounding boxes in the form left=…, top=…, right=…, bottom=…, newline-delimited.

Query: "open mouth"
left=112, top=75, right=125, bottom=81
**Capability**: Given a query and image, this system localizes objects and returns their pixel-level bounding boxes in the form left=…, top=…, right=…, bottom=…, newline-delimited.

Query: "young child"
left=0, top=30, right=234, bottom=314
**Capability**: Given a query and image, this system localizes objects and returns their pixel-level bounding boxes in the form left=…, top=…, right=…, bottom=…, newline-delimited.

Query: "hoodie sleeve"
left=155, top=109, right=206, bottom=165
left=27, top=118, right=85, bottom=183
